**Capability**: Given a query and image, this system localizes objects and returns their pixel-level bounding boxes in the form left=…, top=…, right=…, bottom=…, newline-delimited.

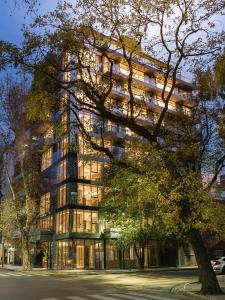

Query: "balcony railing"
left=105, top=64, right=192, bottom=102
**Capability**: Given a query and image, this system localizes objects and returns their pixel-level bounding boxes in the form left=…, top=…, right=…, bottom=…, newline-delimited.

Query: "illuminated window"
left=39, top=216, right=53, bottom=231
left=58, top=184, right=67, bottom=207
left=78, top=160, right=103, bottom=181
left=72, top=209, right=98, bottom=233
left=40, top=192, right=51, bottom=215
left=132, top=69, right=144, bottom=81
left=78, top=184, right=102, bottom=206
left=41, top=148, right=52, bottom=171
left=44, top=126, right=53, bottom=141
left=57, top=160, right=67, bottom=182
left=56, top=210, right=69, bottom=234
left=183, top=106, right=191, bottom=116
left=156, top=79, right=172, bottom=92
left=59, top=136, right=68, bottom=157
left=61, top=112, right=68, bottom=132
left=79, top=111, right=93, bottom=132
left=78, top=135, right=111, bottom=156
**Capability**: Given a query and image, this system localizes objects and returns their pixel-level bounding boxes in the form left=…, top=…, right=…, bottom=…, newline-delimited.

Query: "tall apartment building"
left=33, top=33, right=195, bottom=270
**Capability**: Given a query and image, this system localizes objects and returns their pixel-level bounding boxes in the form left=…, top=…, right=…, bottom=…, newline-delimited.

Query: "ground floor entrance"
left=34, top=238, right=195, bottom=270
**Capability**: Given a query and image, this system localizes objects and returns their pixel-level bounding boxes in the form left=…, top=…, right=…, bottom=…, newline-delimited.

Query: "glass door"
left=76, top=243, right=84, bottom=269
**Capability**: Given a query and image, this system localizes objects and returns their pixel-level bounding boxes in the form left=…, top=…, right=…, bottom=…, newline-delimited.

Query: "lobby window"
left=72, top=209, right=98, bottom=233
left=40, top=192, right=51, bottom=215
left=56, top=210, right=69, bottom=234
left=39, top=216, right=53, bottom=231
left=41, top=147, right=52, bottom=171
left=59, top=135, right=68, bottom=157
left=58, top=184, right=67, bottom=207
left=57, top=159, right=67, bottom=182
left=78, top=183, right=102, bottom=206
left=78, top=160, right=103, bottom=181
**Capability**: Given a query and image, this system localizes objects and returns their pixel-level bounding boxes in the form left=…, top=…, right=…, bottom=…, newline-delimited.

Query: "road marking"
left=31, top=273, right=49, bottom=277
left=18, top=272, right=33, bottom=276
left=126, top=292, right=176, bottom=300
left=67, top=297, right=88, bottom=300
left=88, top=295, right=117, bottom=300
left=42, top=298, right=59, bottom=300
left=66, top=292, right=181, bottom=300
left=109, top=293, right=149, bottom=300
left=0, top=272, right=50, bottom=278
left=5, top=272, right=21, bottom=277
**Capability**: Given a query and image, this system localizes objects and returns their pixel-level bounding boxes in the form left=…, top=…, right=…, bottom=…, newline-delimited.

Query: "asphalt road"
left=0, top=269, right=198, bottom=300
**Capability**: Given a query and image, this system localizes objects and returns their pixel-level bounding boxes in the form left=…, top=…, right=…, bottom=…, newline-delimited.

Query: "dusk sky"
left=0, top=0, right=58, bottom=45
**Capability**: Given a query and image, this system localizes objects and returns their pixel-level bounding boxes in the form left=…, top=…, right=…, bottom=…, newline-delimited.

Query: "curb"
left=0, top=266, right=198, bottom=274
left=171, top=281, right=225, bottom=300
left=183, top=283, right=209, bottom=300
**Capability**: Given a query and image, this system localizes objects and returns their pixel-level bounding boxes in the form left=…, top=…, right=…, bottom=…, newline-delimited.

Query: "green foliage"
left=102, top=144, right=225, bottom=248
left=215, top=50, right=225, bottom=99
left=27, top=60, right=62, bottom=122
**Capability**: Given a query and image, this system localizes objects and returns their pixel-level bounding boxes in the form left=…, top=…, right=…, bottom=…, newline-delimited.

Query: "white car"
left=213, top=257, right=225, bottom=274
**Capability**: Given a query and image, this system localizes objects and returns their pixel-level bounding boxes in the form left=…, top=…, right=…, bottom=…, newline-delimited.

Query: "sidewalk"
left=0, top=264, right=198, bottom=273
left=172, top=278, right=225, bottom=300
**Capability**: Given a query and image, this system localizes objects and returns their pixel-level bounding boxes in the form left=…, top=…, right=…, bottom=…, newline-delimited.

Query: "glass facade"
left=78, top=160, right=103, bottom=181
left=57, top=159, right=67, bottom=182
left=58, top=184, right=67, bottom=207
left=40, top=192, right=51, bottom=215
left=56, top=210, right=69, bottom=234
left=77, top=183, right=102, bottom=206
left=59, top=136, right=68, bottom=157
left=56, top=239, right=104, bottom=269
left=41, top=148, right=52, bottom=171
left=72, top=209, right=98, bottom=233
left=39, top=216, right=53, bottom=231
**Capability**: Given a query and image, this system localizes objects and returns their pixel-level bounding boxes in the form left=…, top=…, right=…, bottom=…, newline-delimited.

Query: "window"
left=41, top=148, right=52, bottom=171
left=39, top=216, right=53, bottom=231
left=183, top=106, right=191, bottom=116
left=156, top=79, right=172, bottom=92
left=44, top=126, right=53, bottom=141
left=78, top=160, right=103, bottom=181
left=78, top=183, right=102, bottom=206
left=132, top=69, right=144, bottom=81
left=61, top=112, right=68, bottom=132
left=56, top=210, right=69, bottom=234
left=59, top=136, right=68, bottom=157
left=57, top=160, right=67, bottom=182
left=79, top=112, right=102, bottom=133
left=58, top=184, right=67, bottom=207
left=78, top=135, right=111, bottom=156
left=72, top=209, right=98, bottom=233
left=40, top=192, right=51, bottom=215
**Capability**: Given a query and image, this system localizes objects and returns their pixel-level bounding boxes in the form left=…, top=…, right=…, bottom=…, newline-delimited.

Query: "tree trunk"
left=134, top=244, right=145, bottom=269
left=189, top=228, right=223, bottom=295
left=21, top=233, right=31, bottom=271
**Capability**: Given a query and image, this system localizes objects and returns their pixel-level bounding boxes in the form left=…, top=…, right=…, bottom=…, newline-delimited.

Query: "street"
left=0, top=269, right=199, bottom=300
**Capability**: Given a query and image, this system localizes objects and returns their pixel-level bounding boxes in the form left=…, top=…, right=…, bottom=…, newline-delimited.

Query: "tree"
left=0, top=79, right=41, bottom=271
left=0, top=0, right=224, bottom=293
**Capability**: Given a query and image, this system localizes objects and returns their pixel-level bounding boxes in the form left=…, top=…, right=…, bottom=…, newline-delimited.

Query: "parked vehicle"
left=212, top=257, right=225, bottom=274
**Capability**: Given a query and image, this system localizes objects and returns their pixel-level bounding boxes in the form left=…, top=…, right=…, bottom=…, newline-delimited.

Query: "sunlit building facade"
left=35, top=34, right=195, bottom=269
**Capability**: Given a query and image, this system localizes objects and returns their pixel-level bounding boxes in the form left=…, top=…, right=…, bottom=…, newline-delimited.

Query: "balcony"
left=104, top=64, right=193, bottom=104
